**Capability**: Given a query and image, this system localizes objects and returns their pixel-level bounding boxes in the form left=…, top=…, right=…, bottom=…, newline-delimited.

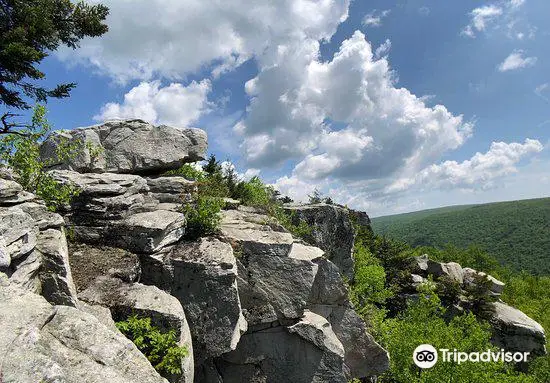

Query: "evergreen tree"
left=0, top=0, right=109, bottom=132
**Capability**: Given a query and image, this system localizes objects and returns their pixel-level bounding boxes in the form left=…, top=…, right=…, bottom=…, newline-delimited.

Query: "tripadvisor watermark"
left=413, top=344, right=530, bottom=369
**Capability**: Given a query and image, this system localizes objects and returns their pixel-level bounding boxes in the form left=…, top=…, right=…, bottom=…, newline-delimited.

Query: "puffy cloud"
left=95, top=80, right=212, bottom=127
left=238, top=31, right=473, bottom=184
left=462, top=5, right=503, bottom=37
left=362, top=9, right=391, bottom=27
left=388, top=139, right=544, bottom=192
left=374, top=39, right=392, bottom=59
left=59, top=0, right=349, bottom=83
left=461, top=1, right=535, bottom=40
left=498, top=50, right=537, bottom=71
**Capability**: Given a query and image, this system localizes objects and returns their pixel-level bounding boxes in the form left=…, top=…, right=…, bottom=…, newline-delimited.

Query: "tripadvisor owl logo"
left=413, top=344, right=438, bottom=368
left=413, top=344, right=531, bottom=368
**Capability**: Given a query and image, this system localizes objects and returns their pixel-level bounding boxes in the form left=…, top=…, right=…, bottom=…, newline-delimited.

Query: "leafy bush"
left=181, top=195, right=225, bottom=239
left=378, top=286, right=534, bottom=383
left=232, top=176, right=274, bottom=208
left=164, top=163, right=206, bottom=181
left=116, top=315, right=188, bottom=376
left=0, top=105, right=80, bottom=211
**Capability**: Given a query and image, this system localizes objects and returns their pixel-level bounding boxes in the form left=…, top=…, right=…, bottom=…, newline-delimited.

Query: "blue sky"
left=27, top=0, right=550, bottom=216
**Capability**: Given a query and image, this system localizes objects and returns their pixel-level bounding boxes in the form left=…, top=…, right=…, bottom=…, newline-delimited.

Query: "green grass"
left=371, top=198, right=550, bottom=275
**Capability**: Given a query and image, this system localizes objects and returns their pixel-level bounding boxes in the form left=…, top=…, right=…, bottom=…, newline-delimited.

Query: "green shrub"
left=116, top=315, right=188, bottom=376
left=164, top=163, right=206, bottom=181
left=0, top=105, right=80, bottom=211
left=273, top=208, right=314, bottom=241
left=181, top=195, right=225, bottom=239
left=232, top=176, right=274, bottom=208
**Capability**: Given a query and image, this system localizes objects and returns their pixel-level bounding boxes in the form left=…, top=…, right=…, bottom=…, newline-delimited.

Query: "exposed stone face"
left=463, top=267, right=505, bottom=296
left=40, top=119, right=207, bottom=174
left=238, top=253, right=318, bottom=326
left=283, top=204, right=355, bottom=279
left=51, top=170, right=186, bottom=254
left=113, top=210, right=187, bottom=254
left=146, top=176, right=197, bottom=203
left=408, top=255, right=546, bottom=357
left=4, top=123, right=397, bottom=382
left=218, top=312, right=347, bottom=383
left=140, top=238, right=247, bottom=367
left=484, top=302, right=546, bottom=356
left=0, top=206, right=38, bottom=263
left=0, top=274, right=167, bottom=383
left=220, top=209, right=294, bottom=257
left=79, top=276, right=194, bottom=383
left=34, top=228, right=78, bottom=307
left=0, top=178, right=78, bottom=307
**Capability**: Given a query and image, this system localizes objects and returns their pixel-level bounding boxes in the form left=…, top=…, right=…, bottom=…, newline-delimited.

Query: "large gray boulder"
left=0, top=206, right=38, bottom=264
left=220, top=209, right=294, bottom=257
left=463, top=267, right=505, bottom=296
left=0, top=273, right=167, bottom=383
left=140, top=238, right=247, bottom=366
left=0, top=179, right=78, bottom=307
left=40, top=119, right=207, bottom=174
left=484, top=302, right=546, bottom=356
left=218, top=311, right=347, bottom=383
left=283, top=204, right=355, bottom=279
left=237, top=252, right=319, bottom=327
left=79, top=276, right=194, bottom=383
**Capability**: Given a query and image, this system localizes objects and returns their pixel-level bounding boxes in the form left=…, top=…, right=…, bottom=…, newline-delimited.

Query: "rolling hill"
left=371, top=198, right=550, bottom=275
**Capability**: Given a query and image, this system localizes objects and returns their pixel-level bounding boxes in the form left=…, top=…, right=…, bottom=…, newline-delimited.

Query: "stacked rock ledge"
left=2, top=120, right=392, bottom=383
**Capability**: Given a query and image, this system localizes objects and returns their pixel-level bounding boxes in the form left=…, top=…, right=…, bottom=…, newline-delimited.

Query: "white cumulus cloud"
left=238, top=31, right=473, bottom=184
left=388, top=139, right=544, bottom=192
left=58, top=0, right=350, bottom=83
left=95, top=80, right=212, bottom=127
left=362, top=9, right=391, bottom=27
left=498, top=50, right=537, bottom=72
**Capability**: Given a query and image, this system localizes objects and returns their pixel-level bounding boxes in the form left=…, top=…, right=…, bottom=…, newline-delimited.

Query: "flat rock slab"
left=40, top=119, right=207, bottom=174
left=0, top=178, right=35, bottom=205
left=51, top=170, right=149, bottom=197
left=485, top=301, right=546, bottom=356
left=0, top=274, right=167, bottom=383
left=220, top=210, right=293, bottom=257
left=114, top=210, right=186, bottom=253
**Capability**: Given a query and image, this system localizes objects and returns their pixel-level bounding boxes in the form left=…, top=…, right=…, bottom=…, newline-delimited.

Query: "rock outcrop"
left=284, top=204, right=356, bottom=279
left=40, top=119, right=207, bottom=174
left=79, top=276, right=194, bottom=383
left=409, top=255, right=546, bottom=356
left=3, top=120, right=390, bottom=383
left=484, top=301, right=546, bottom=356
left=0, top=177, right=78, bottom=307
left=0, top=273, right=168, bottom=383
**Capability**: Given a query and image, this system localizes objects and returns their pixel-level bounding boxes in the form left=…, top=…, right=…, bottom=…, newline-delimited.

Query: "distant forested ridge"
left=371, top=198, right=550, bottom=275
